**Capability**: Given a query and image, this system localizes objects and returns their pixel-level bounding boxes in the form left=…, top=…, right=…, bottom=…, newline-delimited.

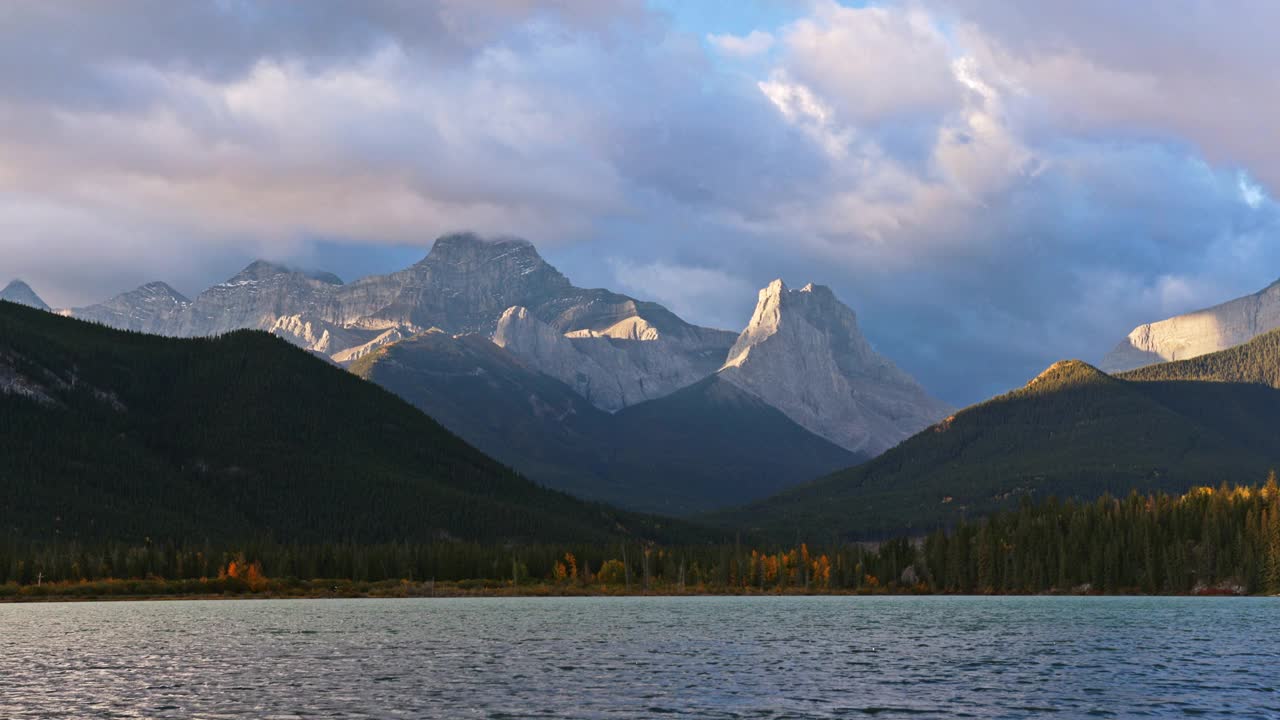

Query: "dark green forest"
left=0, top=301, right=709, bottom=548
left=716, top=357, right=1280, bottom=541
left=1119, top=328, right=1280, bottom=386
left=6, top=481, right=1280, bottom=595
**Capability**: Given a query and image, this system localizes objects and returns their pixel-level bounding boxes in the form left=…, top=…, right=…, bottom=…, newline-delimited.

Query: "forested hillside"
left=351, top=332, right=858, bottom=515
left=1119, top=328, right=1280, bottom=386
left=8, top=482, right=1279, bottom=596
left=917, top=480, right=1280, bottom=594
left=0, top=301, right=705, bottom=546
left=715, top=358, right=1280, bottom=541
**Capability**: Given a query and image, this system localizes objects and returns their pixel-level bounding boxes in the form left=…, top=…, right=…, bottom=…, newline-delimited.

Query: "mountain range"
left=21, top=230, right=1280, bottom=544
left=11, top=238, right=1280, bottom=544
left=0, top=300, right=704, bottom=546
left=7, top=233, right=951, bottom=513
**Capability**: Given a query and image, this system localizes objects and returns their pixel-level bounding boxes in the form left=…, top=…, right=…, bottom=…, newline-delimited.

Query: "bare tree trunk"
left=623, top=544, right=631, bottom=592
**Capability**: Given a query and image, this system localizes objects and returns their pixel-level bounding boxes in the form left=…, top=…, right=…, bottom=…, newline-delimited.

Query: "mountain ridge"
left=54, top=232, right=951, bottom=509
left=351, top=329, right=860, bottom=515
left=1102, top=277, right=1280, bottom=371
left=0, top=299, right=706, bottom=545
left=67, top=233, right=739, bottom=413
left=713, top=346, right=1280, bottom=541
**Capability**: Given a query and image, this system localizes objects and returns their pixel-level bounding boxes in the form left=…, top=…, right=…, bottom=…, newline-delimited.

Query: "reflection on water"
left=2, top=596, right=1278, bottom=718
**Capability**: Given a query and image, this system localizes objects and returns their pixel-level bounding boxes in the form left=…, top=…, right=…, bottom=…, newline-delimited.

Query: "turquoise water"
left=1, top=596, right=1277, bottom=718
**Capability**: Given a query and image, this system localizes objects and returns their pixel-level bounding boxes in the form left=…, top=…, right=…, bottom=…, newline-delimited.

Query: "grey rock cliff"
left=493, top=306, right=731, bottom=411
left=717, top=279, right=952, bottom=455
left=1101, top=279, right=1280, bottom=372
left=332, top=234, right=573, bottom=334
left=73, top=282, right=190, bottom=333
left=178, top=260, right=345, bottom=338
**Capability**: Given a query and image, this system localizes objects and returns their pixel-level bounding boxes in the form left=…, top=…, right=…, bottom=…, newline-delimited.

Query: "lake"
left=2, top=596, right=1277, bottom=718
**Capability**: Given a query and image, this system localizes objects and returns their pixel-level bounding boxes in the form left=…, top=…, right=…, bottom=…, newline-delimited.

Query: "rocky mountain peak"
left=72, top=280, right=193, bottom=333
left=718, top=279, right=951, bottom=455
left=226, top=261, right=342, bottom=286
left=0, top=280, right=50, bottom=311
left=134, top=281, right=191, bottom=304
left=726, top=278, right=865, bottom=370
left=228, top=260, right=292, bottom=284
left=416, top=233, right=568, bottom=290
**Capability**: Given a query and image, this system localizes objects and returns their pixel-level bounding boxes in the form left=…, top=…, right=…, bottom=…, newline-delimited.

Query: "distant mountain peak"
left=725, top=278, right=861, bottom=370
left=70, top=280, right=193, bottom=333
left=418, top=232, right=553, bottom=276
left=0, top=279, right=50, bottom=311
left=134, top=281, right=191, bottom=304
left=230, top=260, right=290, bottom=282
left=719, top=279, right=951, bottom=455
left=227, top=260, right=343, bottom=285
left=434, top=231, right=533, bottom=248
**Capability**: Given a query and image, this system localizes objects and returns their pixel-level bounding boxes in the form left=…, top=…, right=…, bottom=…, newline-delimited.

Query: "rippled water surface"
left=2, top=596, right=1279, bottom=718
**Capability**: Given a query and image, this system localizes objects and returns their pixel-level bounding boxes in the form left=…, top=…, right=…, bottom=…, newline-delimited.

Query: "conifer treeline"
left=6, top=480, right=1280, bottom=595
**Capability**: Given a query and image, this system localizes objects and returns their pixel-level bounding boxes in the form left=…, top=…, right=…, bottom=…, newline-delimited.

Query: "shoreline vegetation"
left=1, top=579, right=1256, bottom=603
left=6, top=480, right=1280, bottom=602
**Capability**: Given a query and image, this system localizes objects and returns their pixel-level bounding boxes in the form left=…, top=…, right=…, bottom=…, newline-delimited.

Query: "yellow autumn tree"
left=762, top=555, right=779, bottom=586
left=811, top=555, right=832, bottom=589
left=597, top=559, right=627, bottom=585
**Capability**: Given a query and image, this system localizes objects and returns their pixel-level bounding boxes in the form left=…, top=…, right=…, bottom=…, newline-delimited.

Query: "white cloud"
left=1240, top=173, right=1265, bottom=209
left=778, top=2, right=960, bottom=127
left=706, top=30, right=774, bottom=58
left=607, top=258, right=756, bottom=331
left=931, top=0, right=1280, bottom=193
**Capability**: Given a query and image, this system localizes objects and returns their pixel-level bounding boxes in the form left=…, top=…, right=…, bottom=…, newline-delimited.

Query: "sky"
left=2, top=0, right=1279, bottom=406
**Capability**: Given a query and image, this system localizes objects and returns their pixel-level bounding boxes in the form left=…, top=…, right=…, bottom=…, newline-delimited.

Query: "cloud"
left=780, top=3, right=961, bottom=130
left=706, top=0, right=1280, bottom=403
left=0, top=0, right=815, bottom=302
left=3, top=0, right=1280, bottom=405
left=607, top=258, right=757, bottom=331
left=928, top=0, right=1280, bottom=192
left=707, top=30, right=774, bottom=57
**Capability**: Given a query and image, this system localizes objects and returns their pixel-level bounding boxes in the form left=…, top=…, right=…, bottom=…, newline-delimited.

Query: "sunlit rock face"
left=493, top=306, right=733, bottom=412
left=0, top=280, right=50, bottom=311
left=1101, top=279, right=1280, bottom=372
left=716, top=279, right=953, bottom=455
